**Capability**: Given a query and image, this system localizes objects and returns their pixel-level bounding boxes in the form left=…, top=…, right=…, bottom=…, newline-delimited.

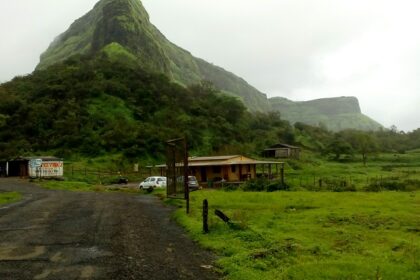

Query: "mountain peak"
left=36, top=0, right=271, bottom=111
left=38, top=0, right=171, bottom=74
left=36, top=0, right=382, bottom=130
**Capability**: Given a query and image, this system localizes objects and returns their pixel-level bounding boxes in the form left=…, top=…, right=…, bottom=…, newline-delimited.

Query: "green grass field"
left=173, top=191, right=419, bottom=279
left=0, top=192, right=21, bottom=205
left=276, top=150, right=420, bottom=192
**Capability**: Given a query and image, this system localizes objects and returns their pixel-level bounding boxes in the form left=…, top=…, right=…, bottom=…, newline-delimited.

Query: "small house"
left=263, top=144, right=301, bottom=159
left=156, top=155, right=283, bottom=184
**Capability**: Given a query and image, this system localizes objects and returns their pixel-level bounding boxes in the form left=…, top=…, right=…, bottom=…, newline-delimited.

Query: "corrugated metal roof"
left=269, top=143, right=300, bottom=149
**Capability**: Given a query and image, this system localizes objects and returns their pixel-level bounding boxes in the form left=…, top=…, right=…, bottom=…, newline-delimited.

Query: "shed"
left=263, top=144, right=301, bottom=159
left=0, top=157, right=64, bottom=178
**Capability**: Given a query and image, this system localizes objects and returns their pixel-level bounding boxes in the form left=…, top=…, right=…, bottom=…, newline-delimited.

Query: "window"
left=150, top=178, right=156, bottom=182
left=231, top=165, right=236, bottom=173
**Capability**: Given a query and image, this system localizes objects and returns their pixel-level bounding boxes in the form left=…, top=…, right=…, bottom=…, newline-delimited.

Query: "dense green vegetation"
left=0, top=192, right=21, bottom=205
left=1, top=53, right=420, bottom=164
left=174, top=190, right=419, bottom=280
left=0, top=54, right=294, bottom=161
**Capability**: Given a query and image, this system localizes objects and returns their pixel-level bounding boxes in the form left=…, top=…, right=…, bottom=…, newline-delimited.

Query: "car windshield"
left=188, top=176, right=197, bottom=182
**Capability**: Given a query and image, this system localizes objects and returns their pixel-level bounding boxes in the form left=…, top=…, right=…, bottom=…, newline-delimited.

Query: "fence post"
left=280, top=163, right=285, bottom=185
left=203, top=199, right=209, bottom=233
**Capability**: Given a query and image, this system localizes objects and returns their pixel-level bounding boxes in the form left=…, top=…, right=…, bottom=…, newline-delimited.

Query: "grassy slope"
left=0, top=192, right=21, bottom=205
left=174, top=191, right=419, bottom=279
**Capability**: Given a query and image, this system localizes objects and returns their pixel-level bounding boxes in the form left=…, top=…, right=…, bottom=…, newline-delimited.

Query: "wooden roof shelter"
left=263, top=143, right=301, bottom=159
left=156, top=155, right=284, bottom=184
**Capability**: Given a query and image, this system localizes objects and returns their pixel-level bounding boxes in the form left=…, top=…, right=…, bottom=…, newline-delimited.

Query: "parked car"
left=110, top=176, right=128, bottom=185
left=139, top=176, right=167, bottom=190
left=117, top=177, right=128, bottom=184
left=176, top=176, right=201, bottom=191
left=188, top=176, right=200, bottom=191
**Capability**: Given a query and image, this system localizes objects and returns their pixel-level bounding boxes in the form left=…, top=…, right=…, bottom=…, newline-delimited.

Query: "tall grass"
left=174, top=191, right=420, bottom=279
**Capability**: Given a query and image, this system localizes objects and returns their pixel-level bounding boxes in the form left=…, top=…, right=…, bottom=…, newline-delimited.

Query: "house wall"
left=275, top=149, right=290, bottom=158
left=191, top=164, right=257, bottom=183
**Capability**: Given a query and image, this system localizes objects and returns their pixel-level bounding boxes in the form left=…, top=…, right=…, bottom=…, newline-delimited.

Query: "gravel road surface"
left=0, top=179, right=219, bottom=280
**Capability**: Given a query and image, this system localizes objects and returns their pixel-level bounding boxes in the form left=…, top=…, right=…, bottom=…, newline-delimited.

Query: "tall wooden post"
left=280, top=163, right=285, bottom=185
left=203, top=199, right=209, bottom=233
left=184, top=138, right=190, bottom=214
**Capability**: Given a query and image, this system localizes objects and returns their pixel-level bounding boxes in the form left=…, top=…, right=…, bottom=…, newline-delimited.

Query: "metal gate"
left=166, top=138, right=189, bottom=213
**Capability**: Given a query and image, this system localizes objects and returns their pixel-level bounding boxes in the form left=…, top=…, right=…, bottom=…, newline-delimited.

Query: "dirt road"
left=0, top=179, right=219, bottom=279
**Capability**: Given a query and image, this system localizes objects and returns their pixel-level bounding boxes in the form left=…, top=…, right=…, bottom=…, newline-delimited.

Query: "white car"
left=139, top=176, right=167, bottom=190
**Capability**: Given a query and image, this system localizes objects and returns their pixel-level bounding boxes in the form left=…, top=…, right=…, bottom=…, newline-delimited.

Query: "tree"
left=327, top=137, right=354, bottom=160
left=340, top=130, right=378, bottom=166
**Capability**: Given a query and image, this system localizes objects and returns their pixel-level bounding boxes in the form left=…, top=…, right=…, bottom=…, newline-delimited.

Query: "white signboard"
left=28, top=160, right=63, bottom=178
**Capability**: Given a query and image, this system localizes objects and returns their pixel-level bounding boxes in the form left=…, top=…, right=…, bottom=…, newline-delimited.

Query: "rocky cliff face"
left=37, top=0, right=382, bottom=131
left=270, top=96, right=382, bottom=131
left=37, top=0, right=270, bottom=111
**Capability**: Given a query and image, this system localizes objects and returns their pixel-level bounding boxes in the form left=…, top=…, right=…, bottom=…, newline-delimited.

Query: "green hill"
left=1, top=55, right=299, bottom=160
left=270, top=97, right=383, bottom=131
left=37, top=0, right=270, bottom=111
left=36, top=0, right=382, bottom=131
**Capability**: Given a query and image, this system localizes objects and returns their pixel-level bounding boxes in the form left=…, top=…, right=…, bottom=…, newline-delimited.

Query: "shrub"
left=242, top=178, right=267, bottom=192
left=364, top=178, right=420, bottom=192
left=242, top=178, right=289, bottom=192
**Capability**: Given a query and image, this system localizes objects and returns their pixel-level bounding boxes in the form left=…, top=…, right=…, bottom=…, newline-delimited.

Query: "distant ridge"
left=270, top=96, right=382, bottom=131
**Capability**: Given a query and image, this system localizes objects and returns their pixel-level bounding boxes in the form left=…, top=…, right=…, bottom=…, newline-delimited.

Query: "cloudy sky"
left=0, top=0, right=419, bottom=131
